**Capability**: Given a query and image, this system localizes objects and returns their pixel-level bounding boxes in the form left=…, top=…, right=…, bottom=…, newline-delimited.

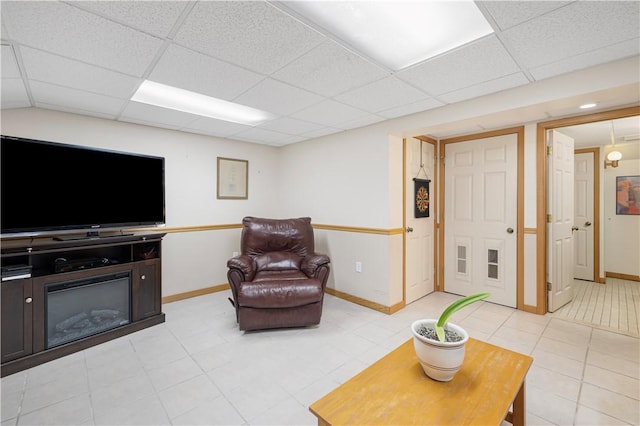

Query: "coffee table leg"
left=512, top=379, right=526, bottom=426
left=317, top=418, right=330, bottom=426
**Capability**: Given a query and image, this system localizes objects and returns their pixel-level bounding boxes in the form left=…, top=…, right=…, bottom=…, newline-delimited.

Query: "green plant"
left=435, top=292, right=490, bottom=342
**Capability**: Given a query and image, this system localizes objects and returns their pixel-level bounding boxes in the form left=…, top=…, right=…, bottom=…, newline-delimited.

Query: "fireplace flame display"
left=49, top=309, right=128, bottom=348
left=46, top=272, right=131, bottom=349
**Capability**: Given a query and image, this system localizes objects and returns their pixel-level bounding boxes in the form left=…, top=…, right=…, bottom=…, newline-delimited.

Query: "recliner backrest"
left=241, top=216, right=315, bottom=259
left=254, top=251, right=302, bottom=272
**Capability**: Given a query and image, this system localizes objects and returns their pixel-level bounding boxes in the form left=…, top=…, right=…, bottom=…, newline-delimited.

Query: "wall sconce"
left=605, top=150, right=622, bottom=168
left=605, top=120, right=622, bottom=168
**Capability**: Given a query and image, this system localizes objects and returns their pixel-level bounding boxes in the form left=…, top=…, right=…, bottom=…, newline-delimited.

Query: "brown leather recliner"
left=226, top=217, right=331, bottom=331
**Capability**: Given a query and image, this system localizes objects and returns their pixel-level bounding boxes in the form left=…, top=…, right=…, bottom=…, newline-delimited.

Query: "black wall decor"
left=414, top=178, right=430, bottom=218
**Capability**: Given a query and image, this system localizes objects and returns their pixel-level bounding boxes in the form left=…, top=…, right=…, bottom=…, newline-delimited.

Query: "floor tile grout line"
left=572, top=326, right=593, bottom=426
left=3, top=291, right=638, bottom=426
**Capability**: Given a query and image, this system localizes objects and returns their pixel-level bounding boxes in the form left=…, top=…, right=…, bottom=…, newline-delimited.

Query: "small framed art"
left=217, top=157, right=248, bottom=199
left=616, top=175, right=640, bottom=215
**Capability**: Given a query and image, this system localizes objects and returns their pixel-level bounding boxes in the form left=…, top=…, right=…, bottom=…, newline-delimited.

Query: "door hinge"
left=546, top=146, right=552, bottom=156
left=547, top=214, right=552, bottom=223
left=547, top=282, right=551, bottom=291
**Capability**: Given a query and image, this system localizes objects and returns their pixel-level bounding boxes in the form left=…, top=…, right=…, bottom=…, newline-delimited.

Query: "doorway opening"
left=537, top=105, right=640, bottom=313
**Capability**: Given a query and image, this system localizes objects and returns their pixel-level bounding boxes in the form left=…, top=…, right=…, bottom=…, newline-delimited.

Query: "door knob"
left=406, top=227, right=414, bottom=233
left=25, top=297, right=32, bottom=304
left=506, top=227, right=514, bottom=234
left=572, top=226, right=579, bottom=231
left=584, top=221, right=592, bottom=227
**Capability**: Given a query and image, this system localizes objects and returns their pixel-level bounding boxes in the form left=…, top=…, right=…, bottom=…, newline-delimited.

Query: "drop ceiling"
left=1, top=1, right=639, bottom=146
left=558, top=116, right=640, bottom=148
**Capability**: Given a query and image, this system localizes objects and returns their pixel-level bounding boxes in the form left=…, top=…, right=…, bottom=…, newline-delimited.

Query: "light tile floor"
left=2, top=290, right=639, bottom=425
left=549, top=278, right=639, bottom=337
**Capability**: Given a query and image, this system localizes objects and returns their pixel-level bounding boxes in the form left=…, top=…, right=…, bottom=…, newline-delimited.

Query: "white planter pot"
left=411, top=319, right=469, bottom=382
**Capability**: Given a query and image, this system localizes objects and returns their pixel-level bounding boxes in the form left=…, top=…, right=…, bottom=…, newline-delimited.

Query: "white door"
left=574, top=152, right=594, bottom=281
left=547, top=130, right=575, bottom=312
left=443, top=134, right=517, bottom=307
left=405, top=138, right=435, bottom=304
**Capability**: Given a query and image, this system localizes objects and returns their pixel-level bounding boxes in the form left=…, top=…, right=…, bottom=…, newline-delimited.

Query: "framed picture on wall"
left=616, top=175, right=640, bottom=215
left=217, top=157, right=248, bottom=199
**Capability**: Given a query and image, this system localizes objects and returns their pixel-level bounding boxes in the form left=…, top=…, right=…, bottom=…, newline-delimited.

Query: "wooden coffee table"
left=310, top=337, right=533, bottom=425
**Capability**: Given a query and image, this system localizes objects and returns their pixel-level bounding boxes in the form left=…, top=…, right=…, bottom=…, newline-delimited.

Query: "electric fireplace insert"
left=45, top=271, right=131, bottom=349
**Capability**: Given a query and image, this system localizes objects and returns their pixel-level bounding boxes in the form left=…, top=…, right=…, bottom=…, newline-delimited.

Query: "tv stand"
left=1, top=232, right=165, bottom=377
left=54, top=231, right=135, bottom=241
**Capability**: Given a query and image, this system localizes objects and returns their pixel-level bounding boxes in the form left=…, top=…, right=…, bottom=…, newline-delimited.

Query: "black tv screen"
left=1, top=135, right=165, bottom=237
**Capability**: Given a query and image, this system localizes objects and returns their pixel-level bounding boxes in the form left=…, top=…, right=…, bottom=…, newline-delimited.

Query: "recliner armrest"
left=301, top=253, right=330, bottom=277
left=227, top=255, right=256, bottom=281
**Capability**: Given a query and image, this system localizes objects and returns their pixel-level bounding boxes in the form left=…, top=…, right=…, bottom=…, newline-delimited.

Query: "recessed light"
left=579, top=103, right=597, bottom=109
left=131, top=80, right=275, bottom=125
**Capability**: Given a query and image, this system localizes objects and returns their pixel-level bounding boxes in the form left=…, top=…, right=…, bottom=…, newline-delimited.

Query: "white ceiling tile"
left=1, top=78, right=30, bottom=109
left=335, top=77, right=429, bottom=113
left=337, top=114, right=386, bottom=130
left=301, top=127, right=343, bottom=139
left=233, top=78, right=323, bottom=116
left=257, top=117, right=324, bottom=135
left=182, top=117, right=251, bottom=138
left=1, top=45, right=21, bottom=78
left=378, top=98, right=444, bottom=119
left=72, top=1, right=187, bottom=38
left=149, top=44, right=264, bottom=101
left=274, top=135, right=309, bottom=146
left=173, top=1, right=325, bottom=75
left=1, top=1, right=638, bottom=146
left=272, top=40, right=389, bottom=97
left=29, top=80, right=125, bottom=116
left=35, top=102, right=118, bottom=121
left=291, top=99, right=369, bottom=127
left=1, top=19, right=9, bottom=40
left=120, top=101, right=199, bottom=128
left=439, top=72, right=529, bottom=104
left=479, top=1, right=571, bottom=31
left=2, top=2, right=163, bottom=76
left=118, top=115, right=182, bottom=131
left=501, top=1, right=640, bottom=69
left=397, top=35, right=520, bottom=96
left=529, top=39, right=640, bottom=81
left=232, top=127, right=291, bottom=144
left=20, top=47, right=140, bottom=99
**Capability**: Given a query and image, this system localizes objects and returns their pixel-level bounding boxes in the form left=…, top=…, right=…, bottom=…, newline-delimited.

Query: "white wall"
left=2, top=56, right=637, bottom=309
left=1, top=108, right=281, bottom=296
left=603, top=158, right=640, bottom=277
left=277, top=125, right=394, bottom=228
left=277, top=128, right=405, bottom=305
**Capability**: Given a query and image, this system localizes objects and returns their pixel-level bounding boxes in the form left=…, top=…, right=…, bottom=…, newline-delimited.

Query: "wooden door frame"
left=574, top=147, right=601, bottom=283
left=438, top=127, right=525, bottom=310
left=403, top=136, right=438, bottom=303
left=536, top=105, right=640, bottom=314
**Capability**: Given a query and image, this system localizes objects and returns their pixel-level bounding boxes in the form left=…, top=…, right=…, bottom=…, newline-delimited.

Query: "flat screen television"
left=1, top=135, right=165, bottom=239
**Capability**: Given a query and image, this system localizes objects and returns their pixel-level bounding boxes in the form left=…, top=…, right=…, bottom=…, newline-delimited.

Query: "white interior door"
left=574, top=152, right=594, bottom=281
left=547, top=130, right=575, bottom=312
left=405, top=138, right=435, bottom=304
left=443, top=134, right=517, bottom=307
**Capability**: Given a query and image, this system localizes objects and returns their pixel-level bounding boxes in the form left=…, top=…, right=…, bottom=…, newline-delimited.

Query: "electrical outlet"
left=232, top=251, right=239, bottom=257
left=355, top=261, right=362, bottom=273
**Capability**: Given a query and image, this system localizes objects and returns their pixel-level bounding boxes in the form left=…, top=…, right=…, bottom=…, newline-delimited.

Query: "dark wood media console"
left=1, top=232, right=166, bottom=377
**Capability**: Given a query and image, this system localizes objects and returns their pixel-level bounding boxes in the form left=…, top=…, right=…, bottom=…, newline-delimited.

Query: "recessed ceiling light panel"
left=282, top=1, right=494, bottom=71
left=131, top=80, right=275, bottom=125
